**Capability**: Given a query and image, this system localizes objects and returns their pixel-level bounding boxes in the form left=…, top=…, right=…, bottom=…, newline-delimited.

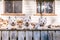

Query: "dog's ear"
left=10, top=16, right=16, bottom=22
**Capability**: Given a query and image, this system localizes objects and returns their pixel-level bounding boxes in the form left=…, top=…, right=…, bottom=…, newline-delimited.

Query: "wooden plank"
left=1, top=13, right=25, bottom=16
left=33, top=31, right=40, bottom=40
left=26, top=31, right=32, bottom=40
left=52, top=31, right=56, bottom=40
left=48, top=31, right=55, bottom=40
left=0, top=29, right=60, bottom=31
left=0, top=31, right=1, bottom=40
left=41, top=31, right=48, bottom=40
left=10, top=31, right=17, bottom=40
left=18, top=31, right=25, bottom=40
left=2, top=31, right=9, bottom=40
left=55, top=31, right=60, bottom=40
left=34, top=13, right=57, bottom=16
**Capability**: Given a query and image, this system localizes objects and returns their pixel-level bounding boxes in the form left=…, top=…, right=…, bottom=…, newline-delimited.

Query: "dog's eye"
left=25, top=20, right=26, bottom=21
left=28, top=20, right=29, bottom=21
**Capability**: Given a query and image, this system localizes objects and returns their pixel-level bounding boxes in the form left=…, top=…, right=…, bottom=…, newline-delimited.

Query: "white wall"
left=55, top=0, right=60, bottom=16
left=22, top=0, right=36, bottom=14
left=0, top=0, right=4, bottom=14
left=53, top=0, right=60, bottom=25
